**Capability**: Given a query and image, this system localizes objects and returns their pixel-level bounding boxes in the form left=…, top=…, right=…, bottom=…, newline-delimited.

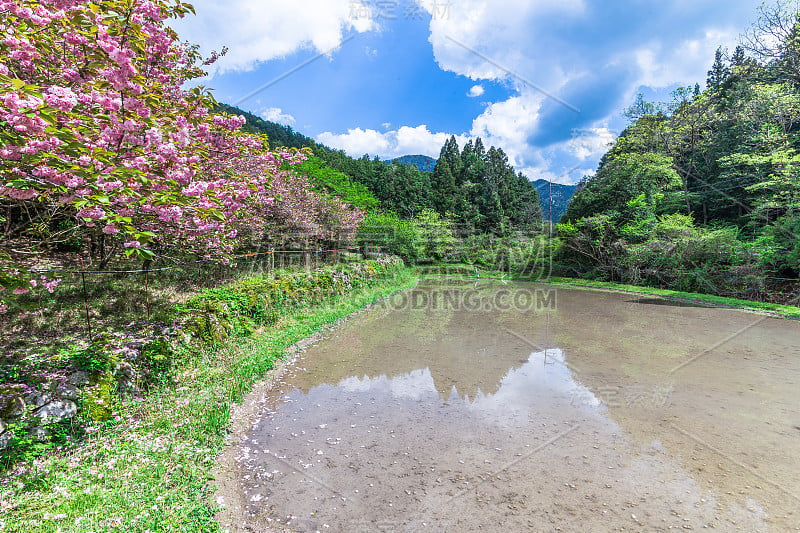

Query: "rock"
left=114, top=361, right=136, bottom=379
left=56, top=384, right=81, bottom=400
left=26, top=392, right=54, bottom=408
left=114, top=362, right=139, bottom=396
left=0, top=430, right=12, bottom=451
left=33, top=400, right=78, bottom=423
left=0, top=397, right=25, bottom=419
left=118, top=343, right=142, bottom=361
left=67, top=371, right=90, bottom=386
left=29, top=426, right=50, bottom=442
left=0, top=384, right=28, bottom=419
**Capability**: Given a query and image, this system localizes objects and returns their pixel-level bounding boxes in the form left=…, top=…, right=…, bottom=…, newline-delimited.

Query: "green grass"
left=413, top=265, right=800, bottom=319
left=539, top=276, right=800, bottom=319
left=0, top=268, right=418, bottom=533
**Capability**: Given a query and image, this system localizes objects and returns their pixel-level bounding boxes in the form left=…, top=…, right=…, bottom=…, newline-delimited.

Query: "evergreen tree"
left=731, top=45, right=746, bottom=67
left=431, top=157, right=457, bottom=213
left=707, top=47, right=731, bottom=89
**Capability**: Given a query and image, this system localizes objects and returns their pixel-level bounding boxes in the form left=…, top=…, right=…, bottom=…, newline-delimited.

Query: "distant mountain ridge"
left=533, top=180, right=578, bottom=222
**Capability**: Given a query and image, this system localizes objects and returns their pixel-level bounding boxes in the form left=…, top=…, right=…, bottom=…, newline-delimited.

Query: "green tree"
left=414, top=209, right=457, bottom=261
left=707, top=47, right=731, bottom=90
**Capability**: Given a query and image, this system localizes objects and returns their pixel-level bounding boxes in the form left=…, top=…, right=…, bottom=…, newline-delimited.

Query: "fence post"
left=144, top=267, right=151, bottom=322
left=78, top=258, right=92, bottom=341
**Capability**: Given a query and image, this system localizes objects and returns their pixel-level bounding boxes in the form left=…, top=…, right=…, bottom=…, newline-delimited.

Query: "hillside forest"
left=558, top=2, right=800, bottom=303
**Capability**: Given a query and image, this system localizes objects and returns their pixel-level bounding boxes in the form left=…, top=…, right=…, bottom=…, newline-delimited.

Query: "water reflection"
left=229, top=283, right=799, bottom=531
left=334, top=348, right=603, bottom=420
left=338, top=368, right=439, bottom=402
left=470, top=348, right=603, bottom=416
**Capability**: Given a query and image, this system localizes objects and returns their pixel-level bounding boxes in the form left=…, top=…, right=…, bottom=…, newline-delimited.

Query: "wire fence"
left=6, top=242, right=799, bottom=351
left=548, top=262, right=800, bottom=304
left=5, top=246, right=380, bottom=346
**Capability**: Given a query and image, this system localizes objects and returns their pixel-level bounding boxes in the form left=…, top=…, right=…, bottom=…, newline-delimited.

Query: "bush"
left=555, top=210, right=769, bottom=298
left=180, top=257, right=404, bottom=345
left=358, top=212, right=422, bottom=261
left=655, top=213, right=697, bottom=240
left=759, top=214, right=800, bottom=275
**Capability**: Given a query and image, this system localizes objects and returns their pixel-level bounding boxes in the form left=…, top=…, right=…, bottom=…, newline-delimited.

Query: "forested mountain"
left=220, top=104, right=542, bottom=234
left=391, top=155, right=437, bottom=172
left=217, top=103, right=315, bottom=149
left=533, top=180, right=578, bottom=222
left=558, top=2, right=800, bottom=301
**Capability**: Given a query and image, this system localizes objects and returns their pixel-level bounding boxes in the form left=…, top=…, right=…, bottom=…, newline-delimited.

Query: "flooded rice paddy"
left=217, top=281, right=800, bottom=532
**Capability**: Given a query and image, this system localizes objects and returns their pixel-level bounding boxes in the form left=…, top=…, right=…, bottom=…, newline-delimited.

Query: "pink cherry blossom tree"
left=0, top=0, right=364, bottom=310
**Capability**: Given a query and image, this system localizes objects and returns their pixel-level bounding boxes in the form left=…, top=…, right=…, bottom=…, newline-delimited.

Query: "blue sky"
left=172, top=0, right=765, bottom=184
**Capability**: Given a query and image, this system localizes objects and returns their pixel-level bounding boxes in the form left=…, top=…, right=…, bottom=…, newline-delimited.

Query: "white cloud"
left=316, top=114, right=609, bottom=185
left=259, top=107, right=296, bottom=125
left=520, top=165, right=593, bottom=185
left=395, top=126, right=469, bottom=156
left=568, top=127, right=617, bottom=161
left=633, top=29, right=740, bottom=88
left=189, top=0, right=761, bottom=181
left=467, top=84, right=485, bottom=97
left=404, top=0, right=764, bottom=183
left=418, top=0, right=587, bottom=85
left=171, top=0, right=376, bottom=74
left=316, top=105, right=613, bottom=183
left=317, top=127, right=392, bottom=157
left=317, top=125, right=469, bottom=159
left=469, top=93, right=545, bottom=166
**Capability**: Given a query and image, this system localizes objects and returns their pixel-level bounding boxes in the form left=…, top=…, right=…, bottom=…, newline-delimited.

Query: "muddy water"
left=226, top=281, right=800, bottom=532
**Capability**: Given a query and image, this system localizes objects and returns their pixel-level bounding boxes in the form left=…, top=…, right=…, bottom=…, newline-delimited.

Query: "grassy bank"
left=412, top=265, right=800, bottom=319
left=539, top=276, right=800, bottom=319
left=0, top=266, right=417, bottom=532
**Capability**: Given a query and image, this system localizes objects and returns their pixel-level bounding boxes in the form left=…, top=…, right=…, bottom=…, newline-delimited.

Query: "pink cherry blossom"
left=0, top=0, right=365, bottom=311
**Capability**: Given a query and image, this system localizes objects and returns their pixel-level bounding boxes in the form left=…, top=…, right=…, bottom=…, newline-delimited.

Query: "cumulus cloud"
left=317, top=127, right=392, bottom=157
left=467, top=84, right=485, bottom=97
left=259, top=107, right=296, bottom=125
left=469, top=93, right=544, bottom=165
left=568, top=127, right=618, bottom=161
left=523, top=166, right=594, bottom=185
left=171, top=0, right=376, bottom=74
left=317, top=125, right=470, bottom=159
left=418, top=0, right=587, bottom=83
left=316, top=114, right=617, bottom=183
left=633, top=29, right=740, bottom=89
left=410, top=0, right=760, bottom=182
left=176, top=0, right=763, bottom=183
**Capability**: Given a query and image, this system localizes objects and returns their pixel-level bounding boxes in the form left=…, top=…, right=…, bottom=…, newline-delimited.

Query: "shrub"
left=180, top=257, right=404, bottom=345
left=358, top=212, right=422, bottom=261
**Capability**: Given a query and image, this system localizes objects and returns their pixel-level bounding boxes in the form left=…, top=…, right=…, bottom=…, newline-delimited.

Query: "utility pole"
left=549, top=179, right=553, bottom=238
